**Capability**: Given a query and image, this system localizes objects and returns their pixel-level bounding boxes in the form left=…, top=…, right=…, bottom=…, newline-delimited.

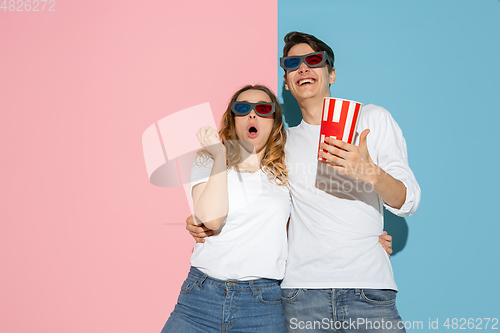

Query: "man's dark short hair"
left=283, top=31, right=335, bottom=72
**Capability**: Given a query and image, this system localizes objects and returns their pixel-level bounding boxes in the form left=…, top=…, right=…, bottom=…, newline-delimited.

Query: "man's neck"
left=298, top=92, right=331, bottom=125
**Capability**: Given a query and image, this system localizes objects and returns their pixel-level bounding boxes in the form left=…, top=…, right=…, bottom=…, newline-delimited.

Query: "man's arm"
left=186, top=214, right=394, bottom=257
left=320, top=129, right=406, bottom=209
left=186, top=215, right=213, bottom=243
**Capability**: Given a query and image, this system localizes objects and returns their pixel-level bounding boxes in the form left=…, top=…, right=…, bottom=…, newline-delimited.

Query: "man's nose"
left=298, top=61, right=309, bottom=74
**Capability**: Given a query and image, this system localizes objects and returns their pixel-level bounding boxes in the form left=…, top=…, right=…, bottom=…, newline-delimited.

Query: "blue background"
left=278, top=0, right=500, bottom=330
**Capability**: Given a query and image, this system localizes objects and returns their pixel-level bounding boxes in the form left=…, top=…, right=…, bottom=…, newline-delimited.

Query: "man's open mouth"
left=297, top=78, right=316, bottom=86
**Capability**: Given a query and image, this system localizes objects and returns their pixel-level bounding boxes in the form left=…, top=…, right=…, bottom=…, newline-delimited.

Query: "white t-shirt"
left=281, top=104, right=421, bottom=290
left=189, top=157, right=291, bottom=281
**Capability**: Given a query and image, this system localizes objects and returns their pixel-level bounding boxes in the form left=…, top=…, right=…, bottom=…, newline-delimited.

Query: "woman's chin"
left=239, top=140, right=255, bottom=153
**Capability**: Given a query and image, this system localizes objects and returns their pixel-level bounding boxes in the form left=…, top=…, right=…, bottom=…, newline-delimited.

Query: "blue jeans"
left=161, top=267, right=286, bottom=332
left=281, top=288, right=405, bottom=332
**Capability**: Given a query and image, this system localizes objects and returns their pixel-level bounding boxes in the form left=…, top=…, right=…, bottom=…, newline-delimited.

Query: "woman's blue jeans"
left=160, top=267, right=286, bottom=332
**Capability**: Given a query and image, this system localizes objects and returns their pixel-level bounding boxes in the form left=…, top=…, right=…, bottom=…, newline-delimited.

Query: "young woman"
left=160, top=85, right=290, bottom=332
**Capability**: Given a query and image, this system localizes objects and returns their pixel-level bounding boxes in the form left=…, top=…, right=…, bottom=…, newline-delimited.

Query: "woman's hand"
left=379, top=231, right=393, bottom=258
left=197, top=126, right=225, bottom=158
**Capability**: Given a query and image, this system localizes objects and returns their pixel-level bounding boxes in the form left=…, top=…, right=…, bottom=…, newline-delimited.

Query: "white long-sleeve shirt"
left=281, top=104, right=421, bottom=290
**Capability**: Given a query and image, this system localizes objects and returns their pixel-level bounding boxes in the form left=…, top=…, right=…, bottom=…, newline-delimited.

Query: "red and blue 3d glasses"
left=230, top=101, right=276, bottom=117
left=280, top=51, right=332, bottom=71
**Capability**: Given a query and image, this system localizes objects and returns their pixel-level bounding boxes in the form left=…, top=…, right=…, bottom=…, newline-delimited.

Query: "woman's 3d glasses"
left=230, top=101, right=276, bottom=117
left=280, top=51, right=332, bottom=71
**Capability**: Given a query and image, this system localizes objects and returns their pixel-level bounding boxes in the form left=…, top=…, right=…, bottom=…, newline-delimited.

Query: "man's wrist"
left=365, top=164, right=383, bottom=187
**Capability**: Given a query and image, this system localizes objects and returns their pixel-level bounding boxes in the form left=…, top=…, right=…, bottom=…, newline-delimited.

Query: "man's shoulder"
left=360, top=104, right=398, bottom=128
left=361, top=103, right=392, bottom=119
left=285, top=122, right=302, bottom=136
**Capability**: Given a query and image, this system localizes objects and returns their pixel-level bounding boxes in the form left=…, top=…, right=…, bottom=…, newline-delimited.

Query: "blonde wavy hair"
left=197, top=85, right=288, bottom=186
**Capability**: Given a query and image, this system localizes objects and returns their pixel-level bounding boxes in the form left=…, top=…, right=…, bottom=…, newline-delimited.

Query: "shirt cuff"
left=383, top=177, right=421, bottom=217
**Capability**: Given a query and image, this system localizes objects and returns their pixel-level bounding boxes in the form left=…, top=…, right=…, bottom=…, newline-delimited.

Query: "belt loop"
left=249, top=280, right=259, bottom=296
left=197, top=274, right=207, bottom=289
left=354, top=289, right=361, bottom=295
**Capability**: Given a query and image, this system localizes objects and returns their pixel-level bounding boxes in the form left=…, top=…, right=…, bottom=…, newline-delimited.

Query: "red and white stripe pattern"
left=318, top=98, right=362, bottom=161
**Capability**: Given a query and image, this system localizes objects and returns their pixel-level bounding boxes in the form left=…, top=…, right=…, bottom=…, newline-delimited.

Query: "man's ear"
left=284, top=74, right=289, bottom=90
left=329, top=68, right=336, bottom=85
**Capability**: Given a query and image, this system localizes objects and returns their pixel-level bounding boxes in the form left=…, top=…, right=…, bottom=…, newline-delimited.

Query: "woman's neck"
left=237, top=144, right=264, bottom=172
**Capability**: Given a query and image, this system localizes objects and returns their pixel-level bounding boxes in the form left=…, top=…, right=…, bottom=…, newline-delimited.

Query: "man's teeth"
left=298, top=79, right=314, bottom=86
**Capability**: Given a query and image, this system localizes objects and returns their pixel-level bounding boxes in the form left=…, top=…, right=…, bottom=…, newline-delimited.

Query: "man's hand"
left=379, top=231, right=393, bottom=258
left=320, top=129, right=406, bottom=209
left=186, top=215, right=213, bottom=243
left=319, top=129, right=379, bottom=184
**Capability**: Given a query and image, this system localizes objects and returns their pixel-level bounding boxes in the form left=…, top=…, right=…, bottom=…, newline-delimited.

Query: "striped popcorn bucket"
left=318, top=97, right=363, bottom=161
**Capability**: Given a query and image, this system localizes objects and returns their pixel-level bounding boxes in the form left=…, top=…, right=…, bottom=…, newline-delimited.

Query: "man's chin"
left=294, top=91, right=320, bottom=101
left=294, top=87, right=331, bottom=101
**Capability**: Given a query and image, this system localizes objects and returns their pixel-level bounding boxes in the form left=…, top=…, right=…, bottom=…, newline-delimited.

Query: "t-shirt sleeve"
left=190, top=154, right=214, bottom=201
left=369, top=107, right=421, bottom=217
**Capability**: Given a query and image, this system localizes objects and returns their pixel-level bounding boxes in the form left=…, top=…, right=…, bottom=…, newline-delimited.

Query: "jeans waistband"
left=187, top=266, right=281, bottom=290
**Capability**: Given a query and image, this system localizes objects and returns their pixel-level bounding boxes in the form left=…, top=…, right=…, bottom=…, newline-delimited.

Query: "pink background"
left=0, top=1, right=277, bottom=332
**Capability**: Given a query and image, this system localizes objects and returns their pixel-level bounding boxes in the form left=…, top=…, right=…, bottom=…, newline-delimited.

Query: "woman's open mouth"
left=247, top=125, right=258, bottom=139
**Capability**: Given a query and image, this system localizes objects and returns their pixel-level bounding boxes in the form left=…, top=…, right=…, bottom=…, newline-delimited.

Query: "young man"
left=187, top=32, right=420, bottom=332
left=277, top=31, right=420, bottom=332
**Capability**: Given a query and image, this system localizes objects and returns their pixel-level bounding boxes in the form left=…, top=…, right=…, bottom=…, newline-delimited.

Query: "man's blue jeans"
left=161, top=267, right=286, bottom=332
left=281, top=288, right=405, bottom=332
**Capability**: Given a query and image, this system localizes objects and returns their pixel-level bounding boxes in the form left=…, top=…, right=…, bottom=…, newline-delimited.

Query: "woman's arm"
left=192, top=127, right=228, bottom=230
